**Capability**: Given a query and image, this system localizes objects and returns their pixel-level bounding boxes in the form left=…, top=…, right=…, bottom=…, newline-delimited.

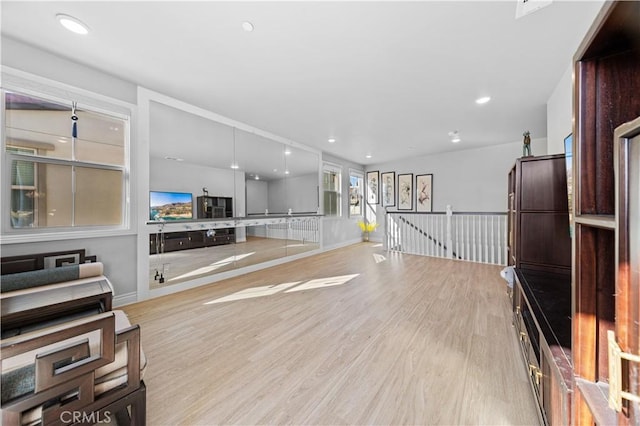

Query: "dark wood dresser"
left=571, top=1, right=640, bottom=424
left=508, top=154, right=572, bottom=425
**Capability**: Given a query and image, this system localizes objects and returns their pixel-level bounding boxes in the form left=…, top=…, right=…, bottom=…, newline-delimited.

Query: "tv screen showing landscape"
left=149, top=191, right=192, bottom=221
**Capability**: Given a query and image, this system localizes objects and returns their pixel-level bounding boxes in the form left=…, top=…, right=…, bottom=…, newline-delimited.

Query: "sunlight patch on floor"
left=373, top=253, right=387, bottom=263
left=284, top=274, right=359, bottom=292
left=170, top=252, right=255, bottom=281
left=204, top=281, right=302, bottom=304
left=204, top=274, right=359, bottom=305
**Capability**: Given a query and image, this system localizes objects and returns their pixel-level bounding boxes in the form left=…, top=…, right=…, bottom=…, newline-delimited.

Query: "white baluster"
left=401, top=216, right=405, bottom=253
left=473, top=216, right=477, bottom=262
left=411, top=214, right=416, bottom=254
left=455, top=214, right=460, bottom=260
left=484, top=216, right=488, bottom=263
left=491, top=216, right=500, bottom=264
left=408, top=215, right=412, bottom=253
left=446, top=206, right=453, bottom=259
left=389, top=214, right=393, bottom=251
left=418, top=214, right=423, bottom=256
left=436, top=215, right=440, bottom=257
left=428, top=215, right=432, bottom=256
left=460, top=216, right=465, bottom=261
left=462, top=216, right=467, bottom=261
left=499, top=215, right=503, bottom=264
left=441, top=214, right=445, bottom=258
left=388, top=214, right=392, bottom=251
left=433, top=215, right=437, bottom=257
left=395, top=215, right=398, bottom=252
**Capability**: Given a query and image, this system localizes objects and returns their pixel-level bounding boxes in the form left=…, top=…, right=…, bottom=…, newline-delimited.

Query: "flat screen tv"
left=149, top=191, right=192, bottom=221
left=564, top=134, right=573, bottom=237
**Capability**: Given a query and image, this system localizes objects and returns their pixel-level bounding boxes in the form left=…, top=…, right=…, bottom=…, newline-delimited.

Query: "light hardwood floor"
left=149, top=237, right=320, bottom=289
left=125, top=243, right=540, bottom=425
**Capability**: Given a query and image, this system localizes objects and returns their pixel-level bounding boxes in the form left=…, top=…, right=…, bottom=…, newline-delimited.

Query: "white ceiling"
left=149, top=99, right=319, bottom=180
left=1, top=1, right=604, bottom=166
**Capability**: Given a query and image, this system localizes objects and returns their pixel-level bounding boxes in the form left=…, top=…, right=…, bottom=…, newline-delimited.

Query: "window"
left=323, top=163, right=342, bottom=217
left=349, top=170, right=364, bottom=217
left=3, top=90, right=129, bottom=230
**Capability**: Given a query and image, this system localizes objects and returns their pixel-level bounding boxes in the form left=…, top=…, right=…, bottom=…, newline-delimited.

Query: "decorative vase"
left=363, top=232, right=369, bottom=242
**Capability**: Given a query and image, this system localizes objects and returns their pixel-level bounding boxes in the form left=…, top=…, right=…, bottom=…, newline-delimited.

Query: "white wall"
left=1, top=236, right=138, bottom=303
left=287, top=173, right=319, bottom=213
left=1, top=35, right=573, bottom=301
left=322, top=154, right=367, bottom=248
left=149, top=157, right=237, bottom=202
left=367, top=138, right=547, bottom=236
left=267, top=179, right=286, bottom=214
left=233, top=171, right=247, bottom=242
left=547, top=62, right=573, bottom=155
left=2, top=37, right=137, bottom=104
left=1, top=38, right=139, bottom=300
left=267, top=173, right=319, bottom=214
left=246, top=180, right=269, bottom=214
left=149, top=158, right=247, bottom=241
left=545, top=0, right=606, bottom=154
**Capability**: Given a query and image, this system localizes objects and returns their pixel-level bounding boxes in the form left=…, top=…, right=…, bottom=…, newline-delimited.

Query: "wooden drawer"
left=513, top=269, right=572, bottom=426
left=164, top=237, right=190, bottom=252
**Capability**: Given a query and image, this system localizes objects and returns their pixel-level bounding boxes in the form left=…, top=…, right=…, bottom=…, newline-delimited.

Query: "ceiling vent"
left=515, top=0, right=553, bottom=19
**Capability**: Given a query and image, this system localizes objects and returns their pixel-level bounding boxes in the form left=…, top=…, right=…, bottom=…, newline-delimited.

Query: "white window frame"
left=7, top=146, right=38, bottom=227
left=1, top=68, right=135, bottom=243
left=322, top=162, right=342, bottom=218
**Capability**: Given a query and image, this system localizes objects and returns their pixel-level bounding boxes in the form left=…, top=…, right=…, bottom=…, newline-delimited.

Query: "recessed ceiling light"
left=255, top=175, right=260, bottom=180
left=475, top=96, right=491, bottom=105
left=284, top=149, right=291, bottom=155
left=231, top=163, right=239, bottom=169
left=242, top=21, right=254, bottom=32
left=56, top=14, right=90, bottom=35
left=365, top=154, right=372, bottom=159
left=328, top=138, right=336, bottom=143
left=285, top=170, right=290, bottom=175
left=57, top=138, right=68, bottom=144
left=164, top=156, right=184, bottom=161
left=448, top=131, right=461, bottom=143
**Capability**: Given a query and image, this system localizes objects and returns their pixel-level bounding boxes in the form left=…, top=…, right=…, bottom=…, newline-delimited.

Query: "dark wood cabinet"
left=508, top=154, right=571, bottom=274
left=513, top=269, right=573, bottom=426
left=148, top=196, right=236, bottom=255
left=197, top=196, right=233, bottom=219
left=572, top=2, right=640, bottom=424
left=508, top=154, right=573, bottom=425
left=163, top=232, right=191, bottom=252
left=149, top=228, right=236, bottom=254
left=612, top=117, right=640, bottom=424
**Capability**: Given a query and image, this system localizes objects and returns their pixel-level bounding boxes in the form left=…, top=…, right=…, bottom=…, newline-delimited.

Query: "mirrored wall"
left=147, top=100, right=321, bottom=290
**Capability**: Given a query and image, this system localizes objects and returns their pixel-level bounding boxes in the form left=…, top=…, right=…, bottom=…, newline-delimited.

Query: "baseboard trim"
left=133, top=239, right=368, bottom=304
left=322, top=238, right=365, bottom=252
left=145, top=247, right=325, bottom=301
left=113, top=292, right=138, bottom=307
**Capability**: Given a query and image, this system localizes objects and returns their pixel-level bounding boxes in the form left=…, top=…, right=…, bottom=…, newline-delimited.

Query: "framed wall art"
left=398, top=173, right=413, bottom=210
left=381, top=172, right=395, bottom=207
left=366, top=171, right=379, bottom=204
left=416, top=174, right=433, bottom=212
